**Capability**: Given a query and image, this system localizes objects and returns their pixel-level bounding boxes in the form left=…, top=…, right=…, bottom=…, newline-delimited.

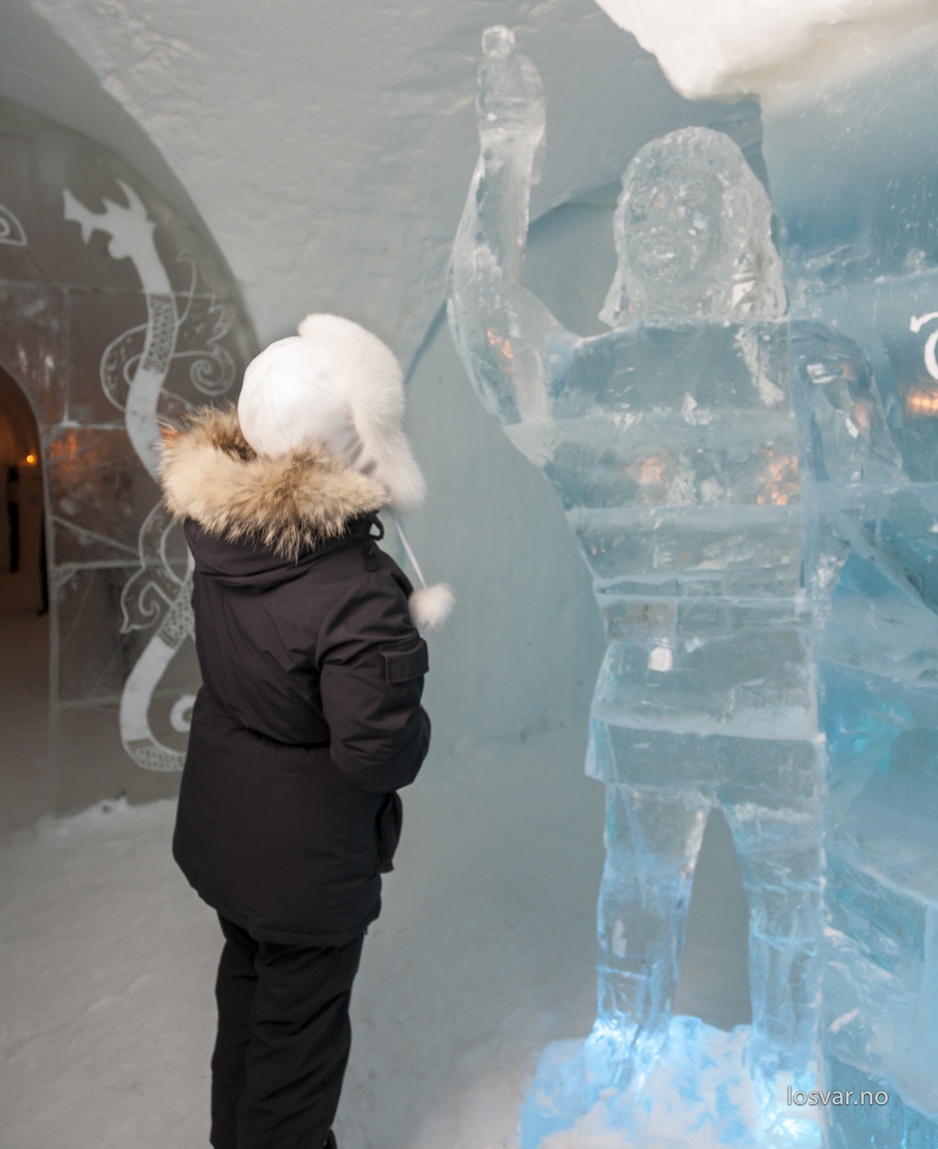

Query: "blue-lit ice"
left=767, top=33, right=938, bottom=1146
left=449, top=26, right=825, bottom=1147
left=785, top=230, right=938, bottom=1149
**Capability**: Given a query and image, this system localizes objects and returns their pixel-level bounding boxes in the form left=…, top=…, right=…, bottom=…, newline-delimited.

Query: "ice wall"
left=765, top=44, right=938, bottom=1149
left=0, top=98, right=256, bottom=810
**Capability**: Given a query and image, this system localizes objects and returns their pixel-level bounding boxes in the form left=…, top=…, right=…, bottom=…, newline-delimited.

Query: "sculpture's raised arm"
left=448, top=26, right=571, bottom=428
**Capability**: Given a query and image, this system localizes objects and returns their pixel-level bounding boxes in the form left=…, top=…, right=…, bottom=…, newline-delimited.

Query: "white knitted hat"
left=238, top=313, right=453, bottom=628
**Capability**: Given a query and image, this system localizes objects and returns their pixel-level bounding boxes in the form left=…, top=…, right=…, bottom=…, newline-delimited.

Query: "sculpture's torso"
left=504, top=321, right=819, bottom=771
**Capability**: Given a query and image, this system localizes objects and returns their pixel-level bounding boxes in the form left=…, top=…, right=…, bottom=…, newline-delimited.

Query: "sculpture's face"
left=619, top=169, right=725, bottom=296
left=600, top=127, right=786, bottom=327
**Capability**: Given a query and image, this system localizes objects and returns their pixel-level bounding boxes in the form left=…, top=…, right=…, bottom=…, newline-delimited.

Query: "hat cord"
left=391, top=514, right=428, bottom=590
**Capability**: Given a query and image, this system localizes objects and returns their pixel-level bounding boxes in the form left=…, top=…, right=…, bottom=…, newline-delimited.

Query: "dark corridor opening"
left=0, top=363, right=44, bottom=612
left=0, top=361, right=52, bottom=831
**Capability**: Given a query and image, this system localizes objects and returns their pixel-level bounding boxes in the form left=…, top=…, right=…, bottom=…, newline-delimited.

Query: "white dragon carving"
left=64, top=179, right=236, bottom=771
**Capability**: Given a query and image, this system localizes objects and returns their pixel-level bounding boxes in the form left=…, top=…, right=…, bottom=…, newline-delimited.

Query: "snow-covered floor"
left=0, top=573, right=751, bottom=1149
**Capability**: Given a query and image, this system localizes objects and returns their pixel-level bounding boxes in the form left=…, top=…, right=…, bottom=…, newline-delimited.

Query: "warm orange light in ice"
left=905, top=387, right=938, bottom=417
left=486, top=329, right=514, bottom=361
left=756, top=449, right=798, bottom=506
left=24, top=453, right=37, bottom=466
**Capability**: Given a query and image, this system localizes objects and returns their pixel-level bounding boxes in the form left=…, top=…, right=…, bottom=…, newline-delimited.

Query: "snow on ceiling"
left=592, top=0, right=938, bottom=104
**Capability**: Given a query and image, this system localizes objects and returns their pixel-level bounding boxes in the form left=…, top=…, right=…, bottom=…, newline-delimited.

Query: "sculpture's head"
left=600, top=127, right=786, bottom=327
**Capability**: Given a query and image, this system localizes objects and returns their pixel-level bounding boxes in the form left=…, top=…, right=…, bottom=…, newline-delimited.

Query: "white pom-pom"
left=408, top=583, right=454, bottom=630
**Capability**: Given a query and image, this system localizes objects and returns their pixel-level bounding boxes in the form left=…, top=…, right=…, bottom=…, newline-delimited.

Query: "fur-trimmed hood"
left=160, top=405, right=386, bottom=561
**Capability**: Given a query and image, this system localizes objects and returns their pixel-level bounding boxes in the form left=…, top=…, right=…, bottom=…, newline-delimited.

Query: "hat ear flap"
left=297, top=314, right=425, bottom=509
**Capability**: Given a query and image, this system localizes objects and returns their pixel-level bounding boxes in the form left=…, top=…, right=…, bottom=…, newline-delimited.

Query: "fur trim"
left=297, top=314, right=426, bottom=509
left=159, top=406, right=386, bottom=560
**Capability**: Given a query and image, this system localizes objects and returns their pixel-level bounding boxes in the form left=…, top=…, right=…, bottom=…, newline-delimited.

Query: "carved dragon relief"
left=64, top=180, right=236, bottom=771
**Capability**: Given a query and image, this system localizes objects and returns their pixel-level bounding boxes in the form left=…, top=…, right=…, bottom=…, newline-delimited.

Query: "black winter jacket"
left=160, top=407, right=431, bottom=945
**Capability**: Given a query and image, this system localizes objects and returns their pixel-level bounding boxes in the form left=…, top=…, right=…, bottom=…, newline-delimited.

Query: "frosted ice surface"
left=449, top=27, right=824, bottom=1147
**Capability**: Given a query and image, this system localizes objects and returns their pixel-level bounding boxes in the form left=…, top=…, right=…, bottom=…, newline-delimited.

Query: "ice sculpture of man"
left=448, top=26, right=823, bottom=1128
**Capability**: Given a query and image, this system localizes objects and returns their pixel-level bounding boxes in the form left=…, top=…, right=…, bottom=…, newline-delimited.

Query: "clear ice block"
left=449, top=26, right=823, bottom=1145
left=774, top=51, right=938, bottom=1141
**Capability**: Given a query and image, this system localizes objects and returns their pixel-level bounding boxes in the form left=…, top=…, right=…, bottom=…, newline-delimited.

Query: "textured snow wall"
left=7, top=0, right=755, bottom=359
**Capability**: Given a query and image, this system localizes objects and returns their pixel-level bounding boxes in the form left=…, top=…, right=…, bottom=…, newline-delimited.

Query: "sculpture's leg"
left=586, top=781, right=710, bottom=1089
left=724, top=785, right=823, bottom=1132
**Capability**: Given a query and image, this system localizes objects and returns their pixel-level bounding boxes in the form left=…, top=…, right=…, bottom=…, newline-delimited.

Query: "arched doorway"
left=0, top=365, right=52, bottom=831
left=0, top=364, right=43, bottom=609
left=0, top=98, right=257, bottom=811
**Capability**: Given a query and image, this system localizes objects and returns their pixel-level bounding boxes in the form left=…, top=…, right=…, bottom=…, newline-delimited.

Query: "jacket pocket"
left=376, top=791, right=403, bottom=873
left=380, top=639, right=429, bottom=716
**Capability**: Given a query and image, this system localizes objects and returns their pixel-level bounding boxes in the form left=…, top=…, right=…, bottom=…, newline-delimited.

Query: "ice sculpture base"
left=520, top=1017, right=823, bottom=1149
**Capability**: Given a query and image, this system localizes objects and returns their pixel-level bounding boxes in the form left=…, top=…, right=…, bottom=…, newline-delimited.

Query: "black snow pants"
left=210, top=914, right=365, bottom=1149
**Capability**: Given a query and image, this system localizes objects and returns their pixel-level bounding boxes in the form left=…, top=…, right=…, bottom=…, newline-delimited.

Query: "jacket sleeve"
left=317, top=568, right=431, bottom=791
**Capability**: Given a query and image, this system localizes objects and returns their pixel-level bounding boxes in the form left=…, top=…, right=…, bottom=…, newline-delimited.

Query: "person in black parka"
left=160, top=313, right=452, bottom=1149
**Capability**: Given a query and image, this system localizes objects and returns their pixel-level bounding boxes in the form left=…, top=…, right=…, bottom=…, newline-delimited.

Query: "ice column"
left=765, top=46, right=938, bottom=1149
left=449, top=27, right=824, bottom=1147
